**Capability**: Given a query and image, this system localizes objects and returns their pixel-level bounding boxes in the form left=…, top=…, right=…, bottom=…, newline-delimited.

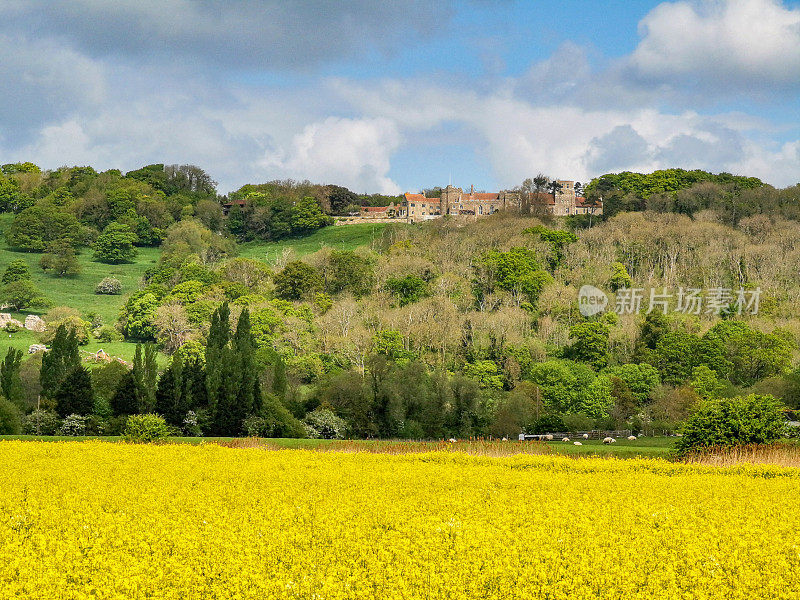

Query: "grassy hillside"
left=0, top=218, right=398, bottom=361
left=239, top=223, right=398, bottom=264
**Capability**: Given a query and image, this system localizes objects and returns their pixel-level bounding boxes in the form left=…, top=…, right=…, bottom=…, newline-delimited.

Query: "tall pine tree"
left=111, top=370, right=139, bottom=416
left=40, top=324, right=80, bottom=400
left=55, top=366, right=94, bottom=417
left=0, top=348, right=25, bottom=410
left=206, top=303, right=240, bottom=435
left=234, top=308, right=262, bottom=417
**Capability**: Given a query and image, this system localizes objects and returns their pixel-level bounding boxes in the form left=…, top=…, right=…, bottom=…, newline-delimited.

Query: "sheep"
left=562, top=437, right=570, bottom=442
left=582, top=433, right=589, bottom=439
left=627, top=435, right=637, bottom=441
left=602, top=437, right=616, bottom=444
left=448, top=438, right=457, bottom=443
left=573, top=441, right=583, bottom=446
left=501, top=437, right=508, bottom=441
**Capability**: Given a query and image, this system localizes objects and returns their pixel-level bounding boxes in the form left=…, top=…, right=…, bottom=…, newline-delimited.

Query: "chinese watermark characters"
left=578, top=286, right=761, bottom=317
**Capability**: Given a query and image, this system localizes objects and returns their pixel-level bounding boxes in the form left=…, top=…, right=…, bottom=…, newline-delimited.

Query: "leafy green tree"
left=272, top=355, right=287, bottom=399
left=324, top=250, right=375, bottom=297
left=205, top=303, right=239, bottom=435
left=565, top=322, right=610, bottom=370
left=676, top=394, right=786, bottom=454
left=0, top=279, right=49, bottom=310
left=6, top=203, right=83, bottom=251
left=40, top=324, right=80, bottom=399
left=93, top=221, right=138, bottom=263
left=473, top=247, right=551, bottom=307
left=291, top=196, right=333, bottom=233
left=603, top=363, right=660, bottom=405
left=40, top=240, right=81, bottom=276
left=384, top=275, right=430, bottom=306
left=55, top=366, right=94, bottom=417
left=119, top=291, right=161, bottom=340
left=2, top=259, right=31, bottom=284
left=689, top=366, right=725, bottom=400
left=0, top=397, right=22, bottom=434
left=0, top=348, right=25, bottom=410
left=609, top=262, right=632, bottom=291
left=274, top=261, right=322, bottom=300
left=155, top=354, right=188, bottom=426
left=326, top=185, right=359, bottom=214
left=525, top=226, right=578, bottom=270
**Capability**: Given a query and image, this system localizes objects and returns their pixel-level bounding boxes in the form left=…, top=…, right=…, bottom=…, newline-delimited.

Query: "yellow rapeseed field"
left=1, top=441, right=799, bottom=599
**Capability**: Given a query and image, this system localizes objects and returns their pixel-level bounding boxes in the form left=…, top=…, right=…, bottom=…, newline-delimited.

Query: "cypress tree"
left=0, top=348, right=25, bottom=410
left=155, top=354, right=188, bottom=426
left=41, top=324, right=81, bottom=399
left=55, top=366, right=94, bottom=417
left=272, top=356, right=287, bottom=400
left=142, top=343, right=158, bottom=412
left=234, top=308, right=262, bottom=417
left=206, top=303, right=240, bottom=435
left=111, top=370, right=139, bottom=416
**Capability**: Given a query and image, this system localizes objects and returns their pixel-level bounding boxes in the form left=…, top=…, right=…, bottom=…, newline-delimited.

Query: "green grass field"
left=0, top=435, right=677, bottom=458
left=239, top=223, right=398, bottom=264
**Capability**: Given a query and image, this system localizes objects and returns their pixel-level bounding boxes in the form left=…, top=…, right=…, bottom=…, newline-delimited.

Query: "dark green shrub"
left=123, top=413, right=171, bottom=443
left=22, top=410, right=61, bottom=435
left=676, top=394, right=787, bottom=455
left=0, top=396, right=22, bottom=434
left=529, top=413, right=567, bottom=434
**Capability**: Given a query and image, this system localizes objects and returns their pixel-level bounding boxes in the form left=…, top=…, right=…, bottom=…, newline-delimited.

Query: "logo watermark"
left=577, top=286, right=761, bottom=316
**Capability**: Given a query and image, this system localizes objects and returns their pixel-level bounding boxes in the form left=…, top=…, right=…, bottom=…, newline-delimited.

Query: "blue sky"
left=1, top=0, right=798, bottom=194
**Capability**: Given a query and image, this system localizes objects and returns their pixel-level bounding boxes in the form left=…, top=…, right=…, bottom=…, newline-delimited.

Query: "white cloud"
left=631, top=0, right=800, bottom=90
left=261, top=117, right=402, bottom=194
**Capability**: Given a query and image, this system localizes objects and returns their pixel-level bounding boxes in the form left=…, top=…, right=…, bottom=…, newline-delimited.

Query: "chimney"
left=470, top=184, right=474, bottom=195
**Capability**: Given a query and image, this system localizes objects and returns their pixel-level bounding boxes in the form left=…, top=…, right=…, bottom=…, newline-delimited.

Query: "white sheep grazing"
left=562, top=437, right=570, bottom=442
left=544, top=434, right=553, bottom=441
left=582, top=433, right=589, bottom=439
left=501, top=437, right=508, bottom=441
left=627, top=435, right=637, bottom=441
left=602, top=437, right=616, bottom=444
left=448, top=438, right=457, bottom=443
left=573, top=441, right=583, bottom=446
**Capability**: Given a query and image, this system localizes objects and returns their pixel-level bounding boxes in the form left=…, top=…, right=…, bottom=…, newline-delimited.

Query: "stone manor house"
left=355, top=181, right=601, bottom=223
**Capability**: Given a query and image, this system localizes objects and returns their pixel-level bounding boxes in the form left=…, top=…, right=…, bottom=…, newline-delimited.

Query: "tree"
left=160, top=219, right=236, bottom=266
left=40, top=240, right=81, bottom=276
left=93, top=221, right=138, bottom=263
left=274, top=261, right=322, bottom=300
left=233, top=308, right=262, bottom=416
left=205, top=303, right=240, bottom=435
left=675, top=394, right=786, bottom=454
left=0, top=397, right=21, bottom=435
left=609, top=262, right=632, bottom=291
left=384, top=275, right=430, bottom=306
left=55, top=366, right=94, bottom=417
left=324, top=250, right=375, bottom=297
left=0, top=348, right=25, bottom=410
left=565, top=322, right=610, bottom=370
left=2, top=259, right=31, bottom=284
left=326, top=185, right=359, bottom=214
left=154, top=303, right=196, bottom=353
left=291, top=196, right=333, bottom=233
left=6, top=203, right=83, bottom=251
left=111, top=370, right=139, bottom=416
left=0, top=279, right=49, bottom=310
left=40, top=324, right=80, bottom=399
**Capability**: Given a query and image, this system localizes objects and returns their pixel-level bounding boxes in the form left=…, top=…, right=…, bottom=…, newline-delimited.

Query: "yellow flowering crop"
left=1, top=441, right=799, bottom=599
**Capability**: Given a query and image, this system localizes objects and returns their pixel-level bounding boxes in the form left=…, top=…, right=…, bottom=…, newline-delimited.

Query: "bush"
left=529, top=414, right=567, bottom=434
left=95, top=277, right=122, bottom=295
left=676, top=394, right=787, bottom=455
left=304, top=407, right=347, bottom=439
left=95, top=325, right=122, bottom=343
left=123, top=413, right=171, bottom=443
left=0, top=396, right=22, bottom=434
left=59, top=414, right=88, bottom=436
left=2, top=259, right=31, bottom=284
left=22, top=409, right=61, bottom=435
left=183, top=410, right=202, bottom=437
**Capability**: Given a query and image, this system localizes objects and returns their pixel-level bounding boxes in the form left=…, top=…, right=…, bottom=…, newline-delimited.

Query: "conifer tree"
left=40, top=324, right=81, bottom=399
left=272, top=356, right=287, bottom=399
left=206, top=303, right=240, bottom=435
left=111, top=370, right=139, bottom=416
left=55, top=366, right=94, bottom=417
left=142, top=343, right=158, bottom=412
left=155, top=354, right=188, bottom=426
left=0, top=348, right=25, bottom=410
left=234, top=308, right=262, bottom=417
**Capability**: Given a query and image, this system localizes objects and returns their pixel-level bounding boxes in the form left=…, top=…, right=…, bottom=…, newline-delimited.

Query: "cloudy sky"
left=1, top=0, right=799, bottom=194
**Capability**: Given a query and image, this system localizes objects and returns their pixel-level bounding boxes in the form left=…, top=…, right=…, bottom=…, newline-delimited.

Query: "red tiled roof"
left=404, top=193, right=438, bottom=203
left=223, top=198, right=247, bottom=207
left=362, top=206, right=389, bottom=212
left=575, top=196, right=601, bottom=208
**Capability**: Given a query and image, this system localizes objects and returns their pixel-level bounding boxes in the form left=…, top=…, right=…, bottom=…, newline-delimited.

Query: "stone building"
left=396, top=180, right=601, bottom=223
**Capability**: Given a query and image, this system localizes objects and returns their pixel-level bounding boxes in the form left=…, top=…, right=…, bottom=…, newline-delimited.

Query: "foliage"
left=95, top=277, right=123, bottom=295
left=6, top=203, right=83, bottom=251
left=565, top=322, right=610, bottom=370
left=21, top=409, right=61, bottom=435
left=0, top=279, right=49, bottom=310
left=609, top=262, right=632, bottom=291
left=40, top=240, right=81, bottom=276
left=676, top=394, right=787, bottom=454
left=59, top=414, right=88, bottom=436
left=93, top=221, right=138, bottom=263
left=384, top=275, right=430, bottom=306
left=274, top=261, right=322, bottom=300
left=304, top=407, right=348, bottom=439
left=123, top=413, right=171, bottom=443
left=0, top=396, right=21, bottom=434
left=2, top=259, right=30, bottom=284
left=40, top=324, right=80, bottom=399
left=54, top=367, right=94, bottom=417
left=473, top=247, right=551, bottom=307
left=0, top=348, right=25, bottom=410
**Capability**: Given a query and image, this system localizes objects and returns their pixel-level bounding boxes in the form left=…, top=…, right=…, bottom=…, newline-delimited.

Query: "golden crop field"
left=1, top=442, right=799, bottom=599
